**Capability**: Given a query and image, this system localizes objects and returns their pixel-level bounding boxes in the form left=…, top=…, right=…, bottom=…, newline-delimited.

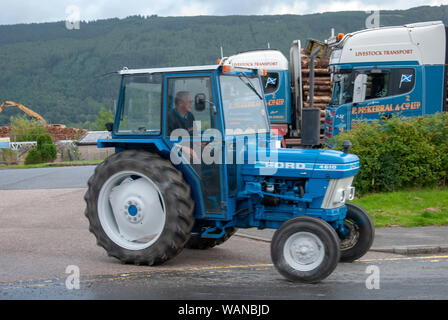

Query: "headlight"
left=321, top=177, right=355, bottom=209
left=348, top=187, right=355, bottom=200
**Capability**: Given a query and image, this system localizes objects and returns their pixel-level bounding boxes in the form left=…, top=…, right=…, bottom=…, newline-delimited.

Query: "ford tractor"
left=84, top=62, right=374, bottom=283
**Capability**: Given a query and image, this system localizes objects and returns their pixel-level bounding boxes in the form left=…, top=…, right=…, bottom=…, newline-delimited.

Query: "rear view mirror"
left=353, top=74, right=367, bottom=103
left=195, top=93, right=206, bottom=111
left=105, top=122, right=114, bottom=132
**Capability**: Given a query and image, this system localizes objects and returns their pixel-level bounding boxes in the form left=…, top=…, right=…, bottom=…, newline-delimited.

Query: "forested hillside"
left=1, top=5, right=448, bottom=128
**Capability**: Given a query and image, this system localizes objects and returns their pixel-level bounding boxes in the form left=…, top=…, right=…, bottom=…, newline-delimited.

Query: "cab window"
left=166, top=76, right=214, bottom=137
left=118, top=74, right=162, bottom=135
left=261, top=72, right=279, bottom=94
left=389, top=68, right=415, bottom=96
left=357, top=68, right=415, bottom=102
left=365, top=71, right=390, bottom=100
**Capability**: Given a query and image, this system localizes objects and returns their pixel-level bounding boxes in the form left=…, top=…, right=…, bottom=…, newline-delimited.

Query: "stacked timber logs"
left=0, top=124, right=87, bottom=141
left=0, top=126, right=10, bottom=137
left=300, top=49, right=331, bottom=124
left=46, top=124, right=87, bottom=141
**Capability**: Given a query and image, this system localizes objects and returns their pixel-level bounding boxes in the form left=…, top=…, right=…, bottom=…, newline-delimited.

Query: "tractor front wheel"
left=271, top=216, right=340, bottom=283
left=339, top=202, right=375, bottom=262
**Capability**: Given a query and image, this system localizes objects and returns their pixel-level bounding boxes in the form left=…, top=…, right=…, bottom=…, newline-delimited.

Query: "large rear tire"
left=339, top=203, right=375, bottom=262
left=271, top=216, right=340, bottom=283
left=84, top=150, right=195, bottom=265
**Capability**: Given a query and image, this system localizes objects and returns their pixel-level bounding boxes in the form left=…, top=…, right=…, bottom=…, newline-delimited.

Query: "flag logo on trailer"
left=399, top=74, right=412, bottom=88
left=266, top=77, right=277, bottom=87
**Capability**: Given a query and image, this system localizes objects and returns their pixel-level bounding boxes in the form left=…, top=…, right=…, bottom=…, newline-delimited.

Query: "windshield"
left=219, top=74, right=269, bottom=134
left=118, top=74, right=162, bottom=135
left=330, top=72, right=352, bottom=106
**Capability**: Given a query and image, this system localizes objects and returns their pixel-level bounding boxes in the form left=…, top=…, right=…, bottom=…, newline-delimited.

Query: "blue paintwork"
left=128, top=205, right=138, bottom=217
left=98, top=65, right=359, bottom=240
left=241, top=148, right=359, bottom=179
left=264, top=70, right=291, bottom=124
left=333, top=61, right=420, bottom=69
left=324, top=63, right=446, bottom=146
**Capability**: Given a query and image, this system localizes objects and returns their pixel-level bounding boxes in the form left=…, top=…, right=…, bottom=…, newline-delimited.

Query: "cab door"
left=163, top=73, right=226, bottom=218
left=349, top=67, right=419, bottom=128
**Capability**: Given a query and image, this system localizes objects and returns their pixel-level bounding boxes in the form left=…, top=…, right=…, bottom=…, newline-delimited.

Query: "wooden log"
left=303, top=91, right=331, bottom=98
left=303, top=103, right=327, bottom=110
left=302, top=80, right=331, bottom=87
left=301, top=68, right=329, bottom=76
left=307, top=96, right=331, bottom=103
left=303, top=85, right=332, bottom=92
left=301, top=59, right=329, bottom=69
left=302, top=77, right=331, bottom=85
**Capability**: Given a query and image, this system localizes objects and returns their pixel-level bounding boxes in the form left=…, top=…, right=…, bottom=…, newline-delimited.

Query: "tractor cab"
left=100, top=64, right=276, bottom=219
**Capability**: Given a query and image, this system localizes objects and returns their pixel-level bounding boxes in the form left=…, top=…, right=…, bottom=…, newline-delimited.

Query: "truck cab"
left=225, top=50, right=291, bottom=139
left=324, top=21, right=448, bottom=145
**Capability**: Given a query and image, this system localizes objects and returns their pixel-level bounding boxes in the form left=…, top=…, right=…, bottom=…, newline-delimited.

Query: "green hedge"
left=36, top=134, right=53, bottom=148
left=331, top=113, right=448, bottom=195
left=39, top=143, right=57, bottom=162
left=25, top=133, right=57, bottom=164
left=24, top=148, right=43, bottom=165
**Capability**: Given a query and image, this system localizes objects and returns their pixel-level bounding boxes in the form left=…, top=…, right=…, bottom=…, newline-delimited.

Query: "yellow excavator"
left=0, top=100, right=47, bottom=127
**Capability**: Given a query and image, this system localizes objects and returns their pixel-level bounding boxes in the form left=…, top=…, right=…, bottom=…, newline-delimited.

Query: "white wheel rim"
left=98, top=170, right=166, bottom=251
left=283, top=232, right=325, bottom=272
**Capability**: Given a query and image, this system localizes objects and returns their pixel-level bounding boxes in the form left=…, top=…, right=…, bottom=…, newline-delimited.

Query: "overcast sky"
left=0, top=0, right=447, bottom=25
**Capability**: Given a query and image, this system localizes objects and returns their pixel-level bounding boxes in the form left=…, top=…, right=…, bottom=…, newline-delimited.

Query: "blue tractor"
left=84, top=62, right=374, bottom=283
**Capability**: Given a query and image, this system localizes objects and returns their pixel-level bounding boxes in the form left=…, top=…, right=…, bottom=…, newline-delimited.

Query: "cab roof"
left=334, top=20, right=446, bottom=65
left=118, top=65, right=220, bottom=75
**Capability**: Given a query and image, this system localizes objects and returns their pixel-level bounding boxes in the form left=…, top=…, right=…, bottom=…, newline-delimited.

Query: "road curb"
left=370, top=245, right=448, bottom=255
left=46, top=162, right=100, bottom=167
left=235, top=233, right=448, bottom=256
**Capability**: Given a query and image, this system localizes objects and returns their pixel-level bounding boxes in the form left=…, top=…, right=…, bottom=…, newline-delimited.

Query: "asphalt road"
left=0, top=166, right=95, bottom=190
left=1, top=167, right=448, bottom=300
left=2, top=253, right=448, bottom=299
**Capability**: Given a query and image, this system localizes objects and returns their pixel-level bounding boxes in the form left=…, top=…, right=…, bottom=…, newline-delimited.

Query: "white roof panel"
left=337, top=21, right=446, bottom=65
left=119, top=65, right=219, bottom=75
left=227, top=50, right=289, bottom=70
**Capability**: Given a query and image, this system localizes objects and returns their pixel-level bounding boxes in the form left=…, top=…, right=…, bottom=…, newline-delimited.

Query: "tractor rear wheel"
left=339, top=203, right=375, bottom=262
left=84, top=150, right=195, bottom=265
left=185, top=227, right=237, bottom=250
left=271, top=216, right=340, bottom=283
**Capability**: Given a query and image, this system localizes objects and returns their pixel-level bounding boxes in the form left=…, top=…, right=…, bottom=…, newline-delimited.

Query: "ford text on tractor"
left=84, top=62, right=374, bottom=283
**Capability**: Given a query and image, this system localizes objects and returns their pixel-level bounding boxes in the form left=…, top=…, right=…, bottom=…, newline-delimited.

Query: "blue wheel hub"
left=128, top=204, right=138, bottom=217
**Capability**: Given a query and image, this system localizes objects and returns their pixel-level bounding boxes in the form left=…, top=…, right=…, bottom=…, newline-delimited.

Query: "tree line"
left=0, top=5, right=447, bottom=128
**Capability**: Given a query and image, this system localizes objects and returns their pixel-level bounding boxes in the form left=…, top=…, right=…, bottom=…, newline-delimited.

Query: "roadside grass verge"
left=0, top=160, right=103, bottom=169
left=351, top=187, right=448, bottom=227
